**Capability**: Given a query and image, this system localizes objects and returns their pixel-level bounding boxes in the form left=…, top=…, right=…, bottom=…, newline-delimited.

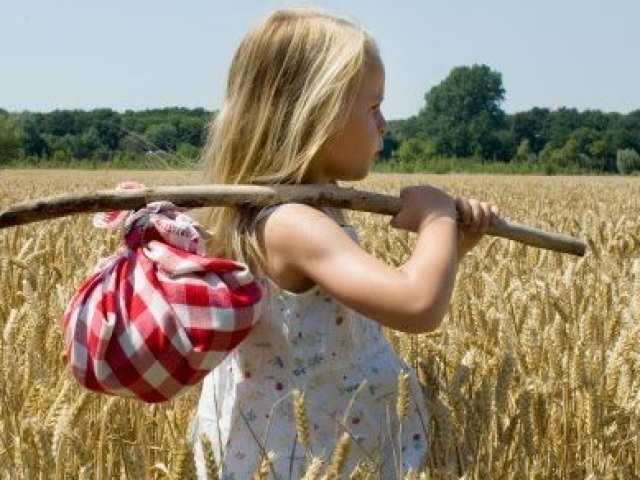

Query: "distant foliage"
left=1, top=66, right=639, bottom=173
left=0, top=107, right=210, bottom=167
left=419, top=64, right=510, bottom=160
left=616, top=148, right=640, bottom=174
left=381, top=65, right=640, bottom=174
left=0, top=112, right=24, bottom=165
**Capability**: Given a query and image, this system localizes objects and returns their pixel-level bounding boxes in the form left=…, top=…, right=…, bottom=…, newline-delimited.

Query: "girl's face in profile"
left=310, top=58, right=387, bottom=183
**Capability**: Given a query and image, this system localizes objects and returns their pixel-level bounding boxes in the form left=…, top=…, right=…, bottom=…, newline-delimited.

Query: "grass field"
left=1, top=169, right=639, bottom=479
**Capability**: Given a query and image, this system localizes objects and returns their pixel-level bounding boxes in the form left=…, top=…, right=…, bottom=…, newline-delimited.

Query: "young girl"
left=193, top=7, right=498, bottom=478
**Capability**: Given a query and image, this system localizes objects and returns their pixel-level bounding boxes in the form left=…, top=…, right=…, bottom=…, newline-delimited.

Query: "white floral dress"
left=193, top=220, right=429, bottom=479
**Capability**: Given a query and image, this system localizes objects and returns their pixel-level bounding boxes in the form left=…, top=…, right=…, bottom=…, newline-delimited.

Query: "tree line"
left=1, top=64, right=639, bottom=173
left=0, top=107, right=210, bottom=168
left=384, top=64, right=640, bottom=174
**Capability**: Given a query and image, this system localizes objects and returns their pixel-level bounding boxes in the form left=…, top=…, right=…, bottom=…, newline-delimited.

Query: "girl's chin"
left=349, top=168, right=371, bottom=182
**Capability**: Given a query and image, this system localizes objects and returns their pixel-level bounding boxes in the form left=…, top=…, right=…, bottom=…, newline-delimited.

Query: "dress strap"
left=255, top=203, right=349, bottom=228
left=254, top=204, right=283, bottom=224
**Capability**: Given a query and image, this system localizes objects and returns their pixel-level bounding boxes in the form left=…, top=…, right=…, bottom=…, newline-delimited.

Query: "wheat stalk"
left=301, top=457, right=324, bottom=480
left=324, top=432, right=351, bottom=479
left=293, top=389, right=313, bottom=456
left=170, top=438, right=197, bottom=480
left=252, top=451, right=276, bottom=480
left=396, top=370, right=411, bottom=423
left=199, top=434, right=220, bottom=480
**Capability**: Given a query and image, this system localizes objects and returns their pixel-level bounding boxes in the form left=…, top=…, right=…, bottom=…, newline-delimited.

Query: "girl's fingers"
left=479, top=202, right=493, bottom=230
left=483, top=203, right=500, bottom=230
left=456, top=198, right=499, bottom=232
left=455, top=197, right=472, bottom=226
left=470, top=200, right=484, bottom=230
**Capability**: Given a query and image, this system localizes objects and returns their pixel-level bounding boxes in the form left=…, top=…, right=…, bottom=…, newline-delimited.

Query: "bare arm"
left=258, top=186, right=460, bottom=333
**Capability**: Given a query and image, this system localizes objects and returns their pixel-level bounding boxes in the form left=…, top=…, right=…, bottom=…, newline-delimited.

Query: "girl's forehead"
left=368, top=60, right=384, bottom=78
left=362, top=61, right=385, bottom=96
left=365, top=50, right=383, bottom=71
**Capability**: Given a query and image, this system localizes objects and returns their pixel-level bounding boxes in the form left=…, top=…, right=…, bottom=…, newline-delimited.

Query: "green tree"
left=0, top=113, right=24, bottom=164
left=419, top=64, right=507, bottom=159
left=145, top=123, right=179, bottom=152
left=616, top=148, right=640, bottom=174
left=510, top=107, right=551, bottom=154
left=394, top=138, right=436, bottom=164
left=514, top=139, right=533, bottom=162
left=41, top=110, right=80, bottom=136
left=175, top=143, right=201, bottom=162
left=91, top=108, right=123, bottom=152
left=379, top=132, right=399, bottom=160
left=387, top=116, right=425, bottom=142
left=618, top=110, right=640, bottom=150
left=22, top=113, right=49, bottom=157
left=542, top=107, right=582, bottom=147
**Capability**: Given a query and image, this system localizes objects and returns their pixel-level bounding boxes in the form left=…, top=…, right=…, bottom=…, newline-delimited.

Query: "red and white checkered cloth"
left=62, top=183, right=262, bottom=403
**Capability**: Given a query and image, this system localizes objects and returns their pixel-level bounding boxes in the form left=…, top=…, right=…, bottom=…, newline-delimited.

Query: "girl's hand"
left=391, top=185, right=457, bottom=233
left=455, top=197, right=500, bottom=258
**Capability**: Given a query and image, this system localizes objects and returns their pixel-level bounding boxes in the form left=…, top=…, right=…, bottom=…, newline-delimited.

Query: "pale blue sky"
left=1, top=0, right=638, bottom=120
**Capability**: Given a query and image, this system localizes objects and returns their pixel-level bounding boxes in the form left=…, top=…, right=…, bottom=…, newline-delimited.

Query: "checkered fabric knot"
left=62, top=182, right=263, bottom=403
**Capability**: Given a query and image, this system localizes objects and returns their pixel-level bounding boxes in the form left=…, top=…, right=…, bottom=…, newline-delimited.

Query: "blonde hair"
left=201, top=7, right=380, bottom=267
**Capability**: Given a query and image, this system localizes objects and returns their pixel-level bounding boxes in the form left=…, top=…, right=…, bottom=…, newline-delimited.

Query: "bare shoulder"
left=261, top=203, right=345, bottom=242
left=257, top=203, right=356, bottom=292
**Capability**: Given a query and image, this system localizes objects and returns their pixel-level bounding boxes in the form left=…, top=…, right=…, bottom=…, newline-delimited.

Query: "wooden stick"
left=0, top=184, right=586, bottom=256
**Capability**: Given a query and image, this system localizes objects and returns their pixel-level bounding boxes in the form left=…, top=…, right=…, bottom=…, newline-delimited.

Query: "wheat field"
left=1, top=169, right=639, bottom=479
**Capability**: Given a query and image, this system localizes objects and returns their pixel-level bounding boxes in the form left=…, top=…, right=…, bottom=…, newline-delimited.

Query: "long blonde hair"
left=201, top=7, right=380, bottom=267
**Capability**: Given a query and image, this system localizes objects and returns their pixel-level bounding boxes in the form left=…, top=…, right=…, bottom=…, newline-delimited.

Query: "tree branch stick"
left=0, top=184, right=586, bottom=256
